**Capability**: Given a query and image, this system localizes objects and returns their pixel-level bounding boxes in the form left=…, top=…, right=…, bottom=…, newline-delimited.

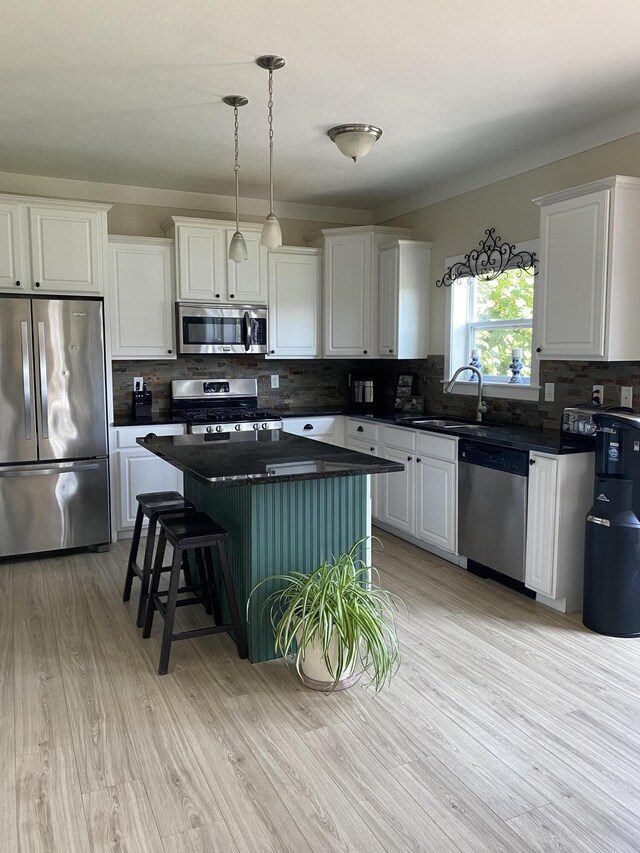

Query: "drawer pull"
left=303, top=424, right=314, bottom=430
left=357, top=425, right=364, bottom=432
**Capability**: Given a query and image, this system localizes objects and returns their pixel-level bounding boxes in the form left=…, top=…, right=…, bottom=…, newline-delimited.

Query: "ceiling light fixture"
left=256, top=54, right=285, bottom=249
left=223, top=95, right=249, bottom=263
left=327, top=124, right=383, bottom=162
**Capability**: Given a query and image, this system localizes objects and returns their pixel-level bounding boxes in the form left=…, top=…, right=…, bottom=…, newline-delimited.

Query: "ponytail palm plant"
left=249, top=539, right=403, bottom=692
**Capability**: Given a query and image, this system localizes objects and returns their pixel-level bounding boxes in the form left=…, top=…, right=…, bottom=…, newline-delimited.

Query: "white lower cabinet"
left=112, top=425, right=185, bottom=536
left=416, top=456, right=457, bottom=553
left=525, top=450, right=594, bottom=611
left=381, top=444, right=416, bottom=533
left=281, top=416, right=345, bottom=447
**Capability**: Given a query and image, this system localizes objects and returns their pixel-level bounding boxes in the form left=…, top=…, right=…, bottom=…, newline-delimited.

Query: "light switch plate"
left=271, top=374, right=279, bottom=389
left=621, top=386, right=633, bottom=408
left=544, top=383, right=555, bottom=402
left=133, top=376, right=144, bottom=392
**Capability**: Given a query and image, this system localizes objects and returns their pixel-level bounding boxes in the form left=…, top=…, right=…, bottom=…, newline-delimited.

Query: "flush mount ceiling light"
left=223, top=95, right=249, bottom=263
left=256, top=54, right=285, bottom=249
left=327, top=124, right=383, bottom=162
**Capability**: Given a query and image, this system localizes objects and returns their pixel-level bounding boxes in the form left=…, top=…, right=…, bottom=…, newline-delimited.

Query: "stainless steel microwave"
left=177, top=303, right=268, bottom=355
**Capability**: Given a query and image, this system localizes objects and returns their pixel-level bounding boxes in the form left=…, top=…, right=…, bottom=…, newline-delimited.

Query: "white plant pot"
left=295, top=628, right=359, bottom=691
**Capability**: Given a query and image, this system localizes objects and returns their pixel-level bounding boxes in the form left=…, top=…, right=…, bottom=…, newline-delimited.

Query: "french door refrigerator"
left=0, top=295, right=110, bottom=557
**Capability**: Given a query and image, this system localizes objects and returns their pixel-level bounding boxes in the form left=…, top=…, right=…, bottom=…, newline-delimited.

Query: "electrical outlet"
left=621, top=386, right=633, bottom=408
left=270, top=374, right=279, bottom=389
left=544, top=383, right=555, bottom=402
left=592, top=384, right=604, bottom=406
left=133, top=376, right=144, bottom=392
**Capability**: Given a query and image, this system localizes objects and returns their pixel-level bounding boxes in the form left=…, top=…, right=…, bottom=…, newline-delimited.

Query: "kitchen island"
left=137, top=430, right=403, bottom=662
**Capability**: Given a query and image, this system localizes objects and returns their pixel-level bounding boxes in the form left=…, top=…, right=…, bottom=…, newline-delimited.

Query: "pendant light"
left=328, top=124, right=383, bottom=162
left=223, top=95, right=249, bottom=263
left=256, top=55, right=285, bottom=249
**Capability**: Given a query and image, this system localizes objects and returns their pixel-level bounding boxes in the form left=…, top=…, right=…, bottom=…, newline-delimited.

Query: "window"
left=445, top=239, right=539, bottom=400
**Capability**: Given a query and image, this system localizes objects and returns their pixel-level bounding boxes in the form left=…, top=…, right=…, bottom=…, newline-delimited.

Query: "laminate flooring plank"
left=164, top=664, right=312, bottom=853
left=302, top=722, right=461, bottom=853
left=15, top=746, right=91, bottom=853
left=392, top=755, right=537, bottom=853
left=0, top=564, right=18, bottom=853
left=223, top=692, right=388, bottom=853
left=83, top=779, right=163, bottom=853
left=507, top=802, right=625, bottom=853
left=72, top=552, right=222, bottom=838
left=44, top=556, right=139, bottom=793
left=13, top=562, right=72, bottom=756
left=163, top=822, right=239, bottom=853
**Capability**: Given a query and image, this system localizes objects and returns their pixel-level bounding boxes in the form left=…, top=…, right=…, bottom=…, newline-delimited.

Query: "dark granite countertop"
left=137, top=431, right=404, bottom=488
left=113, top=413, right=184, bottom=427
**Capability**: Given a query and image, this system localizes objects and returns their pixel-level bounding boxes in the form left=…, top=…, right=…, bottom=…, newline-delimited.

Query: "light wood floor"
left=3, top=529, right=640, bottom=852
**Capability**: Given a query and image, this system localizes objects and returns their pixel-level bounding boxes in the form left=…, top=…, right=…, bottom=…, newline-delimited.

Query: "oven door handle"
left=243, top=311, right=252, bottom=352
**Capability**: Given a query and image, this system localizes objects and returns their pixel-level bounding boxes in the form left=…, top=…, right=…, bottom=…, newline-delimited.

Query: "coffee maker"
left=349, top=370, right=376, bottom=410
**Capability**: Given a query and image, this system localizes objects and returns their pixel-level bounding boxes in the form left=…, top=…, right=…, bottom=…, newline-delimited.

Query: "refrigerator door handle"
left=20, top=321, right=33, bottom=441
left=37, top=321, right=49, bottom=439
left=0, top=461, right=101, bottom=477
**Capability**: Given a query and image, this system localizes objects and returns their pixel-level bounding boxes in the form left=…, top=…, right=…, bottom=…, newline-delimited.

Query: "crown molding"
left=0, top=171, right=373, bottom=225
left=372, top=104, right=640, bottom=223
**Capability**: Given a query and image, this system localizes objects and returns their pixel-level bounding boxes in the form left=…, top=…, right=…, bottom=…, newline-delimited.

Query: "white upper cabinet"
left=108, top=237, right=175, bottom=359
left=164, top=217, right=266, bottom=304
left=306, top=226, right=418, bottom=359
left=226, top=229, right=268, bottom=304
left=534, top=176, right=640, bottom=361
left=377, top=240, right=431, bottom=359
left=0, top=195, right=110, bottom=295
left=267, top=246, right=321, bottom=358
left=0, top=202, right=26, bottom=289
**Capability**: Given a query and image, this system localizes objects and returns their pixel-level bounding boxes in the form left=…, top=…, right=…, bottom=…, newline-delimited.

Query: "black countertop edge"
left=137, top=431, right=404, bottom=489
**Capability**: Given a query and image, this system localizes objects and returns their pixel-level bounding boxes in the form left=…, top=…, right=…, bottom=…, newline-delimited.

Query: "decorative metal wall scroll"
left=435, top=228, right=538, bottom=287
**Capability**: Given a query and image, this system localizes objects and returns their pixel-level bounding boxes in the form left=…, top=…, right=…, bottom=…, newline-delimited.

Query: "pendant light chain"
left=233, top=104, right=240, bottom=232
left=268, top=67, right=274, bottom=215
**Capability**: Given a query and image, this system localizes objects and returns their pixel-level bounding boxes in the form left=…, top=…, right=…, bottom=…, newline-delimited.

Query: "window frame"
left=444, top=238, right=540, bottom=402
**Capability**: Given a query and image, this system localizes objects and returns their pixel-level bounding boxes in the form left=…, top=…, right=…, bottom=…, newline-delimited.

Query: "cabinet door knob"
left=389, top=348, right=393, bottom=353
left=370, top=446, right=375, bottom=452
left=35, top=281, right=40, bottom=288
left=529, top=458, right=536, bottom=465
left=229, top=293, right=235, bottom=298
left=357, top=425, right=364, bottom=432
left=363, top=349, right=368, bottom=354
left=416, top=457, right=421, bottom=463
left=167, top=349, right=172, bottom=354
left=270, top=349, right=275, bottom=354
left=536, top=347, right=542, bottom=353
left=215, top=293, right=221, bottom=298
left=407, top=455, right=412, bottom=461
left=15, top=280, right=20, bottom=287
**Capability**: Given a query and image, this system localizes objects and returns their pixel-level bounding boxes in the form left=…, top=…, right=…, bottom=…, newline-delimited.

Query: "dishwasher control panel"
left=458, top=439, right=529, bottom=475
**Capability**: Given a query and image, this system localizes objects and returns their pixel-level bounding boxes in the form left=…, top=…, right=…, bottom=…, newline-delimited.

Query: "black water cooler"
left=583, top=411, right=640, bottom=636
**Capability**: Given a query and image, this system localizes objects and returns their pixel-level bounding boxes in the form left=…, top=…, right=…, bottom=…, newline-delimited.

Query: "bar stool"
left=123, top=491, right=196, bottom=627
left=142, top=511, right=248, bottom=675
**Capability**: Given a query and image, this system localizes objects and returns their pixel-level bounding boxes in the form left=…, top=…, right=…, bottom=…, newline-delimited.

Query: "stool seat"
left=122, top=491, right=196, bottom=627
left=143, top=509, right=248, bottom=674
left=158, top=511, right=227, bottom=547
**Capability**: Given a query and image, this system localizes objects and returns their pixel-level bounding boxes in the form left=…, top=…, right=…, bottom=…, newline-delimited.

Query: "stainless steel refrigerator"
left=0, top=295, right=110, bottom=557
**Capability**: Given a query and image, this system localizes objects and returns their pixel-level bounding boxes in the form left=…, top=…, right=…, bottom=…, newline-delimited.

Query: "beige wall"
left=107, top=202, right=345, bottom=245
left=380, top=131, right=640, bottom=353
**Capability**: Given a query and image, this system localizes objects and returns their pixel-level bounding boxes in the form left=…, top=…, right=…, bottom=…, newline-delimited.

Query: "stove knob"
left=253, top=423, right=260, bottom=430
left=235, top=424, right=242, bottom=431
left=215, top=425, right=223, bottom=433
left=261, top=422, right=269, bottom=430
left=206, top=426, right=213, bottom=434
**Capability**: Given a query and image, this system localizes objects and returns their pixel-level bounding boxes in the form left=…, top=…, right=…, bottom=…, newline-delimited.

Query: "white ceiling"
left=3, top=0, right=640, bottom=216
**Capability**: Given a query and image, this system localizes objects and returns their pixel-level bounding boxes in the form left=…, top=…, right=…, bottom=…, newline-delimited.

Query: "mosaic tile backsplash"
left=112, top=355, right=640, bottom=430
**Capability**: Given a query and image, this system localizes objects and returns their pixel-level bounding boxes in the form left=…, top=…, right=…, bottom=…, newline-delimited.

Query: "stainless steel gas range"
left=171, top=378, right=282, bottom=435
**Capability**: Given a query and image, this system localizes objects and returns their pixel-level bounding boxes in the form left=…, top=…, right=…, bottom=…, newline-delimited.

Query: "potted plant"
left=249, top=539, right=402, bottom=692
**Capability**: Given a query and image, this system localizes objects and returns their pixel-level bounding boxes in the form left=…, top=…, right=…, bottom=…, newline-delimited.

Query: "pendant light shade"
left=256, top=55, right=285, bottom=249
left=223, top=95, right=249, bottom=263
left=328, top=124, right=383, bottom=162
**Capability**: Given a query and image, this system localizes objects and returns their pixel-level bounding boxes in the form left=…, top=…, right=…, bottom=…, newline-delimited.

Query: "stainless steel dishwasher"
left=458, top=439, right=529, bottom=581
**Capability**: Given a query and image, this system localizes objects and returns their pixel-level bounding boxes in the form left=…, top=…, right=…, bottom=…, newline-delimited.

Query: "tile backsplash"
left=112, top=355, right=640, bottom=430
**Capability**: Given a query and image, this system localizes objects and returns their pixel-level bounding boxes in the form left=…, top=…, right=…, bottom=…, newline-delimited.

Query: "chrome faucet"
left=444, top=365, right=488, bottom=423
